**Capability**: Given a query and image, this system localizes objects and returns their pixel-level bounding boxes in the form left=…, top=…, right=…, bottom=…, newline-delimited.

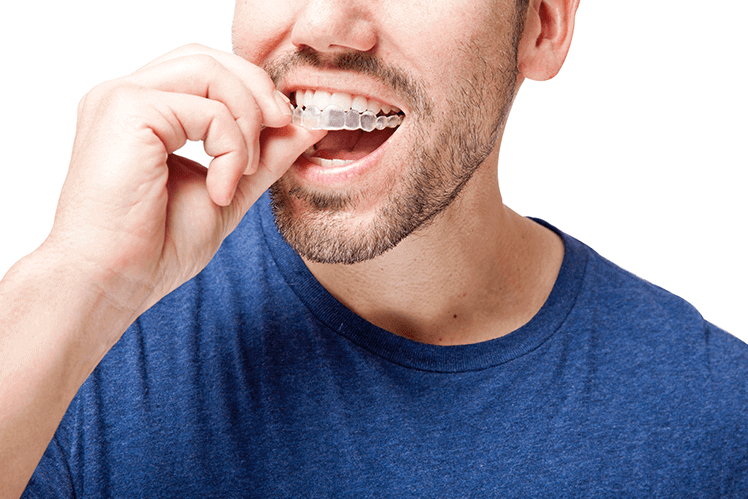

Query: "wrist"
left=1, top=245, right=153, bottom=370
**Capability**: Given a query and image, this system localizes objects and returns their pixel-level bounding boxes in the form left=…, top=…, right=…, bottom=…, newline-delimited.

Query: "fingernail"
left=274, top=90, right=293, bottom=116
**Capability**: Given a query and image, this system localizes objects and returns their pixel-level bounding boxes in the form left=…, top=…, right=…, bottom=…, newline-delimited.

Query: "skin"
left=234, top=0, right=577, bottom=342
left=0, top=0, right=579, bottom=495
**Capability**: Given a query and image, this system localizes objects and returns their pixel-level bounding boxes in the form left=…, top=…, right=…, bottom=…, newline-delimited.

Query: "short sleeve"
left=21, top=434, right=74, bottom=499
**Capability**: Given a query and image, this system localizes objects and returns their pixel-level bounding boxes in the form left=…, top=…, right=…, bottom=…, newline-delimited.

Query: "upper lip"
left=277, top=69, right=410, bottom=115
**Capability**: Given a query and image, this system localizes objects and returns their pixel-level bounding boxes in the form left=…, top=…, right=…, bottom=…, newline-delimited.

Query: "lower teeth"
left=292, top=105, right=402, bottom=131
left=307, top=156, right=355, bottom=168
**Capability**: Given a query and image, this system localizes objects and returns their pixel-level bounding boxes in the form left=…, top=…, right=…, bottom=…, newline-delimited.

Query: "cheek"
left=382, top=2, right=507, bottom=84
left=232, top=0, right=296, bottom=64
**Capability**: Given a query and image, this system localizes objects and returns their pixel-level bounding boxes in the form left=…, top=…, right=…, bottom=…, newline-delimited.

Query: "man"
left=2, top=0, right=746, bottom=497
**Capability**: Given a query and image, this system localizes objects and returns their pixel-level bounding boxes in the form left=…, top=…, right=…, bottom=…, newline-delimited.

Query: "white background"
left=1, top=1, right=746, bottom=342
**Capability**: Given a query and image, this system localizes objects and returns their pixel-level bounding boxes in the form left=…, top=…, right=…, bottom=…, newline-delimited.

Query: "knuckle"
left=208, top=99, right=233, bottom=121
left=79, top=81, right=117, bottom=116
left=182, top=42, right=210, bottom=54
left=101, top=83, right=140, bottom=113
left=77, top=93, right=89, bottom=117
left=77, top=81, right=150, bottom=131
left=85, top=80, right=131, bottom=105
left=241, top=98, right=263, bottom=125
left=233, top=146, right=250, bottom=174
left=187, top=53, right=222, bottom=72
left=206, top=101, right=244, bottom=145
left=161, top=43, right=211, bottom=61
left=237, top=138, right=250, bottom=162
left=235, top=113, right=261, bottom=140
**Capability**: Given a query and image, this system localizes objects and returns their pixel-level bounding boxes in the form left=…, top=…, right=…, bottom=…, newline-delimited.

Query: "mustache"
left=263, top=47, right=433, bottom=117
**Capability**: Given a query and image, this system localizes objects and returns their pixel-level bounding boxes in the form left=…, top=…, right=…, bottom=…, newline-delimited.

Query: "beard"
left=265, top=27, right=521, bottom=265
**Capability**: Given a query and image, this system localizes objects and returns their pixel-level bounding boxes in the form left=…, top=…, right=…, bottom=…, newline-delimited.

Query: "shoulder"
left=562, top=231, right=748, bottom=393
left=550, top=230, right=748, bottom=480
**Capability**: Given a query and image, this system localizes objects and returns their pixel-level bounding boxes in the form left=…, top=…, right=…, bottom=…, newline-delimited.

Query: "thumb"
left=222, top=125, right=327, bottom=232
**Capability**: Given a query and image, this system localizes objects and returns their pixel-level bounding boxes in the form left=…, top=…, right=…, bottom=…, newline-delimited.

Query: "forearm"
left=0, top=43, right=320, bottom=498
left=0, top=247, right=149, bottom=498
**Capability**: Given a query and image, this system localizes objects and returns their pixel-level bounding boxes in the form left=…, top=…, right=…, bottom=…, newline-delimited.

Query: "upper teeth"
left=290, top=89, right=404, bottom=132
left=293, top=89, right=401, bottom=115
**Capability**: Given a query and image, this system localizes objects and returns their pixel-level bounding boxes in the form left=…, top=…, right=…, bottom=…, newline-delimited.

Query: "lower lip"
left=290, top=127, right=397, bottom=186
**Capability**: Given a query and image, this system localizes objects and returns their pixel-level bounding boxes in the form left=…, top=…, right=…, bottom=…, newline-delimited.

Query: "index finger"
left=135, top=43, right=291, bottom=128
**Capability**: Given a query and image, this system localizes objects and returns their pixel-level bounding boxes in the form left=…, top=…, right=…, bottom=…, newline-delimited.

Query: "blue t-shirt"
left=24, top=193, right=748, bottom=498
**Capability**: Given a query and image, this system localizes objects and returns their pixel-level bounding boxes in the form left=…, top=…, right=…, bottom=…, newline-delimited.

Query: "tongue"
left=311, top=128, right=396, bottom=161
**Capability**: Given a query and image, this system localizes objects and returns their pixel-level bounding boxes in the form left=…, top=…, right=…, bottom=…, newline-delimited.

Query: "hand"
left=44, top=44, right=324, bottom=317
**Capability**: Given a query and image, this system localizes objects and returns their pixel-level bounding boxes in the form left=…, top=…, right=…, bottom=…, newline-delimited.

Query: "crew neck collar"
left=256, top=193, right=588, bottom=373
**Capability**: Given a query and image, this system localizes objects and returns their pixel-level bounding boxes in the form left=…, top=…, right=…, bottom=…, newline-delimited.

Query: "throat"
left=304, top=202, right=565, bottom=346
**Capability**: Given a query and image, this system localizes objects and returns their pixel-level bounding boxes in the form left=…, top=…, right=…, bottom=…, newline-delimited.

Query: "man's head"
left=233, top=0, right=579, bottom=264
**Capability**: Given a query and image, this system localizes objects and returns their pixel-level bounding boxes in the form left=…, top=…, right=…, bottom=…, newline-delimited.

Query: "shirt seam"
left=257, top=203, right=590, bottom=374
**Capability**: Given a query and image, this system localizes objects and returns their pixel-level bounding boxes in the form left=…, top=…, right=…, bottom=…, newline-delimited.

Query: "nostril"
left=290, top=2, right=377, bottom=54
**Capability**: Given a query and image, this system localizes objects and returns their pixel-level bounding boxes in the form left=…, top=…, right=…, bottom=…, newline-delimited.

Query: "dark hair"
left=512, top=0, right=531, bottom=52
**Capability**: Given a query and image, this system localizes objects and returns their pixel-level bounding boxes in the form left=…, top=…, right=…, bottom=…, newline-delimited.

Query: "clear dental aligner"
left=291, top=89, right=403, bottom=131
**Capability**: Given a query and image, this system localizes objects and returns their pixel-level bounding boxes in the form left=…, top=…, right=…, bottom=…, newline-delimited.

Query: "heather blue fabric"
left=23, top=192, right=748, bottom=498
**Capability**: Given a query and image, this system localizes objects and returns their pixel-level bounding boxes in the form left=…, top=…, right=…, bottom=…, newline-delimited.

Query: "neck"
left=303, top=152, right=564, bottom=346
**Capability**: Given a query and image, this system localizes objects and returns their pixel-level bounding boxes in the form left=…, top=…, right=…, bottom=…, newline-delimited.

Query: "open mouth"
left=290, top=89, right=405, bottom=168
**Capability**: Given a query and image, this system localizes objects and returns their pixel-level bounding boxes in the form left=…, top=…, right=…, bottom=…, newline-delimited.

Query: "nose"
left=290, top=0, right=377, bottom=54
